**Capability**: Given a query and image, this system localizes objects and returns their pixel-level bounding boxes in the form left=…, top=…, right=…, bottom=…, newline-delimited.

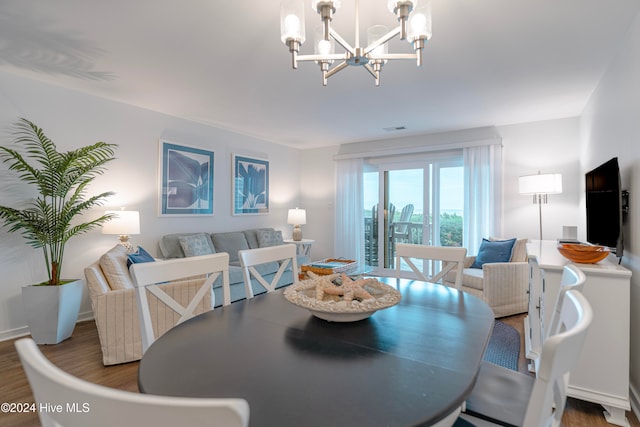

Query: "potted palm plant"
left=0, top=118, right=117, bottom=344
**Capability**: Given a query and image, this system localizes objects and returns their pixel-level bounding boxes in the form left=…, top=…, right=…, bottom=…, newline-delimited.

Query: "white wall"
left=299, top=146, right=338, bottom=261
left=0, top=71, right=302, bottom=339
left=303, top=118, right=583, bottom=262
left=499, top=118, right=581, bottom=241
left=579, top=10, right=640, bottom=412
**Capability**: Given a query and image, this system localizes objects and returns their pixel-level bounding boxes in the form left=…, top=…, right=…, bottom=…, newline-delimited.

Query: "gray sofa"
left=158, top=227, right=308, bottom=305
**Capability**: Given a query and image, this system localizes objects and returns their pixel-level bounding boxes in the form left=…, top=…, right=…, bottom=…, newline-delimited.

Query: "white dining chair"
left=239, top=244, right=299, bottom=299
left=130, top=252, right=230, bottom=353
left=15, top=338, right=249, bottom=427
left=546, top=264, right=586, bottom=339
left=395, top=243, right=467, bottom=290
left=455, top=288, right=593, bottom=427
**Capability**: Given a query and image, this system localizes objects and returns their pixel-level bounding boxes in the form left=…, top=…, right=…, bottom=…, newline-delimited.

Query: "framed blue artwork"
left=232, top=154, right=269, bottom=215
left=159, top=140, right=214, bottom=216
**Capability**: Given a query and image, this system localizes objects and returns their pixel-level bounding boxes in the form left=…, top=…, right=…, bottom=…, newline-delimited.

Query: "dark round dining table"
left=138, top=277, right=494, bottom=427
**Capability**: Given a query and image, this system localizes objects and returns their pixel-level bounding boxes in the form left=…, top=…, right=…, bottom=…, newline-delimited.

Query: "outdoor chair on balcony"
left=364, top=204, right=378, bottom=266
left=391, top=203, right=415, bottom=243
left=388, top=203, right=415, bottom=267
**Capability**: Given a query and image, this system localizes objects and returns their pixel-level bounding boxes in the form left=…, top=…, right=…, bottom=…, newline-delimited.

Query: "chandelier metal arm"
left=326, top=61, right=349, bottom=79
left=364, top=63, right=382, bottom=86
left=296, top=53, right=346, bottom=62
left=329, top=28, right=355, bottom=55
left=376, top=53, right=418, bottom=60
left=363, top=63, right=377, bottom=79
left=413, top=38, right=425, bottom=66
left=287, top=40, right=300, bottom=69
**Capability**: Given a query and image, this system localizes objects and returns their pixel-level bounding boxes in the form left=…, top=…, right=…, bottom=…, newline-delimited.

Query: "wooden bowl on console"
left=557, top=243, right=610, bottom=264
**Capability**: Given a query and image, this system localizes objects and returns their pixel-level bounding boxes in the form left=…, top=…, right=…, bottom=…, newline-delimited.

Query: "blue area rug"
left=483, top=320, right=520, bottom=371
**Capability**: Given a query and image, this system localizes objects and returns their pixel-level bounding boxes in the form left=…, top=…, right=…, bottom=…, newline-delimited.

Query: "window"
left=363, top=152, right=463, bottom=272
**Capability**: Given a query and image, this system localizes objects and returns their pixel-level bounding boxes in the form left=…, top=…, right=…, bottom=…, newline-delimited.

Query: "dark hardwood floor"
left=1, top=315, right=638, bottom=426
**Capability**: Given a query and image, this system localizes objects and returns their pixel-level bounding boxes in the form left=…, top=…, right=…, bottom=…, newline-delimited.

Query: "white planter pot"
left=21, top=279, right=84, bottom=344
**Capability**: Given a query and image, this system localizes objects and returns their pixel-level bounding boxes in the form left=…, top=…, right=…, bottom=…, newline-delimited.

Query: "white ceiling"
left=1, top=0, right=639, bottom=148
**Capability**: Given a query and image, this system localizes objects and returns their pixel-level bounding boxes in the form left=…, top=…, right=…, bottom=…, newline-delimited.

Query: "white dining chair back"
left=239, top=244, right=299, bottom=299
left=545, top=264, right=586, bottom=339
left=527, top=289, right=592, bottom=426
left=395, top=243, right=467, bottom=289
left=457, top=289, right=593, bottom=427
left=15, top=338, right=249, bottom=427
left=130, top=252, right=230, bottom=353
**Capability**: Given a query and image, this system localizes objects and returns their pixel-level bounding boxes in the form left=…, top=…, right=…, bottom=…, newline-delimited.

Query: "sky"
left=364, top=167, right=464, bottom=215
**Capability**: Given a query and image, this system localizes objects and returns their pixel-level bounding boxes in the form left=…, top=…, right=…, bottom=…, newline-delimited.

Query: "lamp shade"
left=519, top=173, right=562, bottom=195
left=287, top=208, right=307, bottom=225
left=102, top=210, right=140, bottom=235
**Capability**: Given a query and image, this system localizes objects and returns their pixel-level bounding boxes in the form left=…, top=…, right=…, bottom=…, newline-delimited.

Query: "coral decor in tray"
left=284, top=272, right=401, bottom=322
left=557, top=243, right=610, bottom=264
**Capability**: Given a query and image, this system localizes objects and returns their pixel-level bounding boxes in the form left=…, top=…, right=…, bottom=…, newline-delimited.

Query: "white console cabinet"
left=525, top=240, right=632, bottom=426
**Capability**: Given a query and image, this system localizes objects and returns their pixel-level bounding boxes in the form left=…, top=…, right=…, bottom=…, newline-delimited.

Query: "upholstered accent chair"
left=85, top=245, right=213, bottom=365
left=444, top=238, right=529, bottom=318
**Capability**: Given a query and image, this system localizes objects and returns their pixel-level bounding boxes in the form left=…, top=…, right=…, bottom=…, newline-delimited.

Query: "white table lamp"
left=102, top=209, right=140, bottom=252
left=287, top=208, right=306, bottom=241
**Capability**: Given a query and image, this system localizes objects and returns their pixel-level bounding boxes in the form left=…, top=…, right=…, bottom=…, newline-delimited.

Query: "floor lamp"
left=518, top=172, right=562, bottom=240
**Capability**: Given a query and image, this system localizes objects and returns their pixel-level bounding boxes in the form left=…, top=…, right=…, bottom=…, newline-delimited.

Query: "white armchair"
left=445, top=238, right=529, bottom=318
left=84, top=245, right=213, bottom=365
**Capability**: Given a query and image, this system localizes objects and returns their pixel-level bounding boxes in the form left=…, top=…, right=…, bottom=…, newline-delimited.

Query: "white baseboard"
left=0, top=326, right=30, bottom=342
left=77, top=310, right=95, bottom=322
left=0, top=310, right=94, bottom=342
left=630, top=383, right=640, bottom=422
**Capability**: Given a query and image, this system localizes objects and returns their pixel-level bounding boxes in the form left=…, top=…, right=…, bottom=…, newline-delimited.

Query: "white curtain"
left=463, top=144, right=503, bottom=255
left=334, top=158, right=365, bottom=265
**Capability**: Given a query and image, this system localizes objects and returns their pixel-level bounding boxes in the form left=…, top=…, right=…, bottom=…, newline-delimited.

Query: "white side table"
left=284, top=239, right=314, bottom=258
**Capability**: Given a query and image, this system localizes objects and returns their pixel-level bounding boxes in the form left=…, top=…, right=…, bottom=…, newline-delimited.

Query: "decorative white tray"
left=284, top=274, right=401, bottom=322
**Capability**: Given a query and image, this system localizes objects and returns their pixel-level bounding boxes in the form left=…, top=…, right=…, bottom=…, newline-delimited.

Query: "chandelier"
left=280, top=0, right=432, bottom=86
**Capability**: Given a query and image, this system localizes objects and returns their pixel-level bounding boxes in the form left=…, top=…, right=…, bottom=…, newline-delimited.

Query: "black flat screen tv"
left=585, top=157, right=623, bottom=257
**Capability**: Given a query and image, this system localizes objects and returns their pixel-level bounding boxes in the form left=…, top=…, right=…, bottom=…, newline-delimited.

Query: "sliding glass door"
left=363, top=155, right=463, bottom=274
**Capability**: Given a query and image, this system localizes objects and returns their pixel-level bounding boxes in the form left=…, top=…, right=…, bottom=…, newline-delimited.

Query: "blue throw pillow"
left=471, top=238, right=517, bottom=269
left=127, top=246, right=155, bottom=268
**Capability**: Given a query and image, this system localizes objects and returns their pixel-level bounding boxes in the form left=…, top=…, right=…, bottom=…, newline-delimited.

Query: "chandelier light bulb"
left=285, top=15, right=301, bottom=36
left=317, top=39, right=331, bottom=55
left=367, top=25, right=389, bottom=58
left=280, top=0, right=306, bottom=44
left=314, top=26, right=335, bottom=57
left=407, top=4, right=432, bottom=41
left=410, top=14, right=426, bottom=34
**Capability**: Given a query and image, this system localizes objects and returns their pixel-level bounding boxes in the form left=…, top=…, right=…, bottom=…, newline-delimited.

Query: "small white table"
left=284, top=239, right=314, bottom=258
